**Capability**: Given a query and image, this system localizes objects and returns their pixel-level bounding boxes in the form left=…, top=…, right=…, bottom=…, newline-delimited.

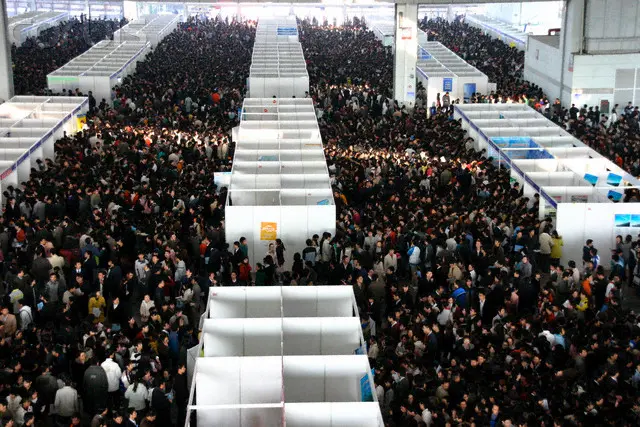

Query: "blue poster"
left=360, top=369, right=375, bottom=402
left=615, top=214, right=631, bottom=227
left=631, top=214, right=640, bottom=228
left=443, top=78, right=453, bottom=92
left=584, top=173, right=598, bottom=186
left=317, top=199, right=330, bottom=205
left=607, top=173, right=622, bottom=186
left=608, top=190, right=623, bottom=202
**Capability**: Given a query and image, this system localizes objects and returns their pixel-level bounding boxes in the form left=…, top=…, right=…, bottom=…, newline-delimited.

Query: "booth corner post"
left=0, top=0, right=15, bottom=102
left=393, top=1, right=418, bottom=109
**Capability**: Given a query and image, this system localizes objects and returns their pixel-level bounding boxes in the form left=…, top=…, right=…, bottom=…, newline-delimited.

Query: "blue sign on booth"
left=277, top=27, right=298, bottom=36
left=419, top=48, right=432, bottom=60
left=443, top=78, right=453, bottom=92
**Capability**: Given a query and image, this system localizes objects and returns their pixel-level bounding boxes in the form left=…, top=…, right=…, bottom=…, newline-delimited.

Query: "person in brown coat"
left=0, top=306, right=17, bottom=338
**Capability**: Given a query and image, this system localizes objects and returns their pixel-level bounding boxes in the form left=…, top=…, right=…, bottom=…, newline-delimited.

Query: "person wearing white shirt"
left=101, top=352, right=123, bottom=406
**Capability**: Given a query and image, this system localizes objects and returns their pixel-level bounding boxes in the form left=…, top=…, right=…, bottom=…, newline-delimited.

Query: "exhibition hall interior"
left=0, top=0, right=638, bottom=426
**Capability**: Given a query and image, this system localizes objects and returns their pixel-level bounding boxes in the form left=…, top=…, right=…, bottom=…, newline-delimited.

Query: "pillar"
left=447, top=5, right=456, bottom=22
left=393, top=2, right=418, bottom=107
left=0, top=0, right=14, bottom=103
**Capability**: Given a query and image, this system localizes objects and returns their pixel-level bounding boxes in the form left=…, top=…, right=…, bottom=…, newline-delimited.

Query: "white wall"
left=556, top=202, right=638, bottom=266
left=584, top=0, right=640, bottom=53
left=524, top=36, right=563, bottom=101
left=570, top=53, right=640, bottom=108
left=485, top=2, right=562, bottom=32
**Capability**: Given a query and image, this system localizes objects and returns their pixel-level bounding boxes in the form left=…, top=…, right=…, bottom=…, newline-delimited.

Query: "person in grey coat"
left=54, top=380, right=80, bottom=419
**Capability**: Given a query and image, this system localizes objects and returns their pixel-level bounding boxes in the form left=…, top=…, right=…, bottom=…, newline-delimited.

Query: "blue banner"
left=443, top=78, right=453, bottom=92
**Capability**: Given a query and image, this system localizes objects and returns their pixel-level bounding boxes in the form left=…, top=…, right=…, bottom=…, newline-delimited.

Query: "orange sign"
left=260, top=222, right=278, bottom=240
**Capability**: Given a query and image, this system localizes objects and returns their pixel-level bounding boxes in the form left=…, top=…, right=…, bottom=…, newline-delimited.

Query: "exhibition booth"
left=186, top=286, right=383, bottom=427
left=8, top=11, right=68, bottom=47
left=0, top=96, right=88, bottom=205
left=249, top=42, right=309, bottom=98
left=46, top=40, right=150, bottom=105
left=465, top=14, right=529, bottom=51
left=254, top=16, right=300, bottom=43
left=248, top=17, right=309, bottom=98
left=112, top=13, right=181, bottom=47
left=226, top=98, right=334, bottom=269
left=369, top=21, right=395, bottom=47
left=454, top=103, right=640, bottom=265
left=416, top=41, right=489, bottom=108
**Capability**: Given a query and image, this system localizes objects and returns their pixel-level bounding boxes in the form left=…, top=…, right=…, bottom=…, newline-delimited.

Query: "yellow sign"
left=260, top=222, right=277, bottom=240
left=76, top=113, right=87, bottom=129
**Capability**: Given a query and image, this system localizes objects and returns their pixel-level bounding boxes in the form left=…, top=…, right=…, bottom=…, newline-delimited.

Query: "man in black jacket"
left=151, top=380, right=172, bottom=427
left=174, top=363, right=188, bottom=427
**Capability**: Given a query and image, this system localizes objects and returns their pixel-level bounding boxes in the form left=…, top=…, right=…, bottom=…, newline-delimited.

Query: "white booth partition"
left=0, top=96, right=88, bottom=206
left=188, top=286, right=383, bottom=427
left=455, top=102, right=640, bottom=266
left=202, top=317, right=362, bottom=357
left=285, top=402, right=385, bottom=427
left=417, top=41, right=488, bottom=108
left=465, top=14, right=529, bottom=51
left=47, top=40, right=150, bottom=104
left=112, top=14, right=180, bottom=48
left=370, top=21, right=395, bottom=47
left=207, top=285, right=283, bottom=319
left=9, top=11, right=68, bottom=47
left=195, top=356, right=283, bottom=406
left=249, top=17, right=309, bottom=98
left=226, top=98, right=335, bottom=269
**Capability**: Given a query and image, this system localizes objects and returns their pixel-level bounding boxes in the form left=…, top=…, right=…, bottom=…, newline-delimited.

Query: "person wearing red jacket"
left=238, top=258, right=252, bottom=284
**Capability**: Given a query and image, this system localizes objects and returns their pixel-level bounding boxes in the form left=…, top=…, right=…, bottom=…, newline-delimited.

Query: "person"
left=139, top=410, right=156, bottom=427
left=83, top=361, right=108, bottom=416
left=89, top=291, right=106, bottom=324
left=101, top=351, right=122, bottom=408
left=150, top=380, right=171, bottom=427
left=538, top=226, right=554, bottom=272
left=550, top=230, right=564, bottom=266
left=174, top=363, right=188, bottom=426
left=17, top=299, right=33, bottom=330
left=124, top=375, right=148, bottom=412
left=0, top=306, right=17, bottom=338
left=54, top=377, right=80, bottom=424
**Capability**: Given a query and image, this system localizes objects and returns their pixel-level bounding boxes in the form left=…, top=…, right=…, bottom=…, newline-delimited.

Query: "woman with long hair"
left=124, top=374, right=148, bottom=412
left=275, top=239, right=286, bottom=268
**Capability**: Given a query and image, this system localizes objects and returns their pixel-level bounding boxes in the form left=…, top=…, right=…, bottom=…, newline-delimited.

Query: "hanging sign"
left=260, top=222, right=278, bottom=240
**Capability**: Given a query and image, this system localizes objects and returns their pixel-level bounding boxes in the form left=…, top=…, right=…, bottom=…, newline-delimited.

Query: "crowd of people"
left=0, top=16, right=255, bottom=427
left=279, top=17, right=640, bottom=426
left=421, top=17, right=640, bottom=177
left=11, top=16, right=126, bottom=96
left=0, top=10, right=639, bottom=427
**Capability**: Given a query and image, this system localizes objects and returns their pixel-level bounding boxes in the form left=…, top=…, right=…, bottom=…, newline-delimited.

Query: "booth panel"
left=283, top=355, right=369, bottom=403
left=245, top=287, right=283, bottom=318
left=315, top=285, right=354, bottom=317
left=195, top=356, right=283, bottom=405
left=556, top=203, right=636, bottom=266
left=208, top=285, right=249, bottom=318
left=192, top=403, right=284, bottom=426
left=281, top=287, right=320, bottom=317
left=278, top=206, right=308, bottom=271
left=203, top=318, right=283, bottom=357
left=285, top=402, right=383, bottom=427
